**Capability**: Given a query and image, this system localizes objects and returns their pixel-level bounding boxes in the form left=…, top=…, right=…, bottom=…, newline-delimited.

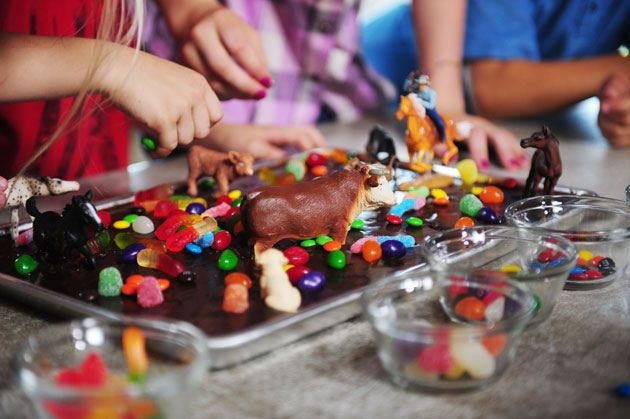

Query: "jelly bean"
left=476, top=207, right=499, bottom=224
left=570, top=272, right=589, bottom=280
left=313, top=235, right=331, bottom=246
left=481, top=333, right=507, bottom=357
left=137, top=277, right=164, bottom=308
left=217, top=249, right=238, bottom=271
left=389, top=198, right=416, bottom=217
left=114, top=233, right=135, bottom=250
left=233, top=221, right=245, bottom=236
left=577, top=249, right=593, bottom=261
left=380, top=240, right=406, bottom=259
left=169, top=194, right=190, bottom=202
left=351, top=219, right=365, bottom=229
left=350, top=237, right=375, bottom=254
left=141, top=136, right=156, bottom=151
left=457, top=159, right=478, bottom=185
left=448, top=282, right=468, bottom=299
left=123, top=214, right=139, bottom=224
left=231, top=197, right=243, bottom=207
left=136, top=238, right=166, bottom=253
left=597, top=257, right=616, bottom=275
left=459, top=194, right=483, bottom=217
left=98, top=267, right=123, bottom=297
left=225, top=207, right=240, bottom=219
left=585, top=269, right=603, bottom=279
left=297, top=271, right=326, bottom=293
left=444, top=362, right=466, bottom=381
left=121, top=283, right=138, bottom=296
left=134, top=184, right=174, bottom=207
left=415, top=186, right=430, bottom=198
left=225, top=190, right=241, bottom=201
left=450, top=340, right=496, bottom=379
left=285, top=159, right=306, bottom=182
left=362, top=240, right=382, bottom=263
left=431, top=188, right=447, bottom=199
left=158, top=278, right=170, bottom=291
left=113, top=220, right=131, bottom=230
left=14, top=254, right=38, bottom=275
left=130, top=206, right=146, bottom=216
left=454, top=217, right=475, bottom=228
left=590, top=255, right=604, bottom=267
left=386, top=214, right=403, bottom=225
left=433, top=196, right=450, bottom=206
left=531, top=261, right=546, bottom=271
left=323, top=240, right=342, bottom=252
left=97, top=210, right=111, bottom=228
left=300, top=239, right=317, bottom=248
left=616, top=383, right=630, bottom=398
left=225, top=272, right=253, bottom=289
left=287, top=266, right=311, bottom=284
left=570, top=267, right=585, bottom=276
left=121, top=243, right=146, bottom=264
left=203, top=202, right=232, bottom=218
left=132, top=216, right=154, bottom=235
left=417, top=344, right=453, bottom=374
left=328, top=148, right=348, bottom=164
left=275, top=173, right=296, bottom=185
left=537, top=248, right=561, bottom=263
left=500, top=265, right=522, bottom=274
left=479, top=186, right=504, bottom=205
left=185, top=243, right=203, bottom=255
left=194, top=232, right=214, bottom=248
left=223, top=283, right=249, bottom=313
left=126, top=274, right=145, bottom=287
left=139, top=200, right=158, bottom=213
left=454, top=296, right=486, bottom=321
left=471, top=186, right=483, bottom=196
left=502, top=178, right=519, bottom=189
left=483, top=295, right=505, bottom=322
left=167, top=217, right=218, bottom=252
left=283, top=246, right=310, bottom=265
left=306, top=152, right=327, bottom=167
left=576, top=257, right=588, bottom=266
left=137, top=249, right=191, bottom=281
left=377, top=235, right=415, bottom=248
left=215, top=195, right=232, bottom=206
left=211, top=230, right=232, bottom=250
left=186, top=202, right=206, bottom=215
left=406, top=217, right=424, bottom=227
left=327, top=250, right=346, bottom=269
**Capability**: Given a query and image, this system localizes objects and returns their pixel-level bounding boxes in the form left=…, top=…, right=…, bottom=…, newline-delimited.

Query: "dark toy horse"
left=521, top=126, right=562, bottom=197
left=26, top=190, right=103, bottom=269
left=366, top=125, right=397, bottom=165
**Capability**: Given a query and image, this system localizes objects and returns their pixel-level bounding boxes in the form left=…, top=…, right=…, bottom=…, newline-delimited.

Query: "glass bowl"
left=423, top=226, right=576, bottom=326
left=504, top=195, right=630, bottom=289
left=16, top=317, right=208, bottom=419
left=362, top=270, right=535, bottom=391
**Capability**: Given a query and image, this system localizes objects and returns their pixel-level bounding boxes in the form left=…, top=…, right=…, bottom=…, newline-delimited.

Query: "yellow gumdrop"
left=113, top=220, right=130, bottom=230
left=457, top=159, right=478, bottom=185
left=578, top=250, right=593, bottom=261
left=228, top=190, right=242, bottom=200
left=431, top=188, right=447, bottom=199
left=500, top=265, right=522, bottom=274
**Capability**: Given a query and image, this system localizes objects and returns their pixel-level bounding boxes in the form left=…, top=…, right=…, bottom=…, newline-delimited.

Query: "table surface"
left=2, top=106, right=630, bottom=419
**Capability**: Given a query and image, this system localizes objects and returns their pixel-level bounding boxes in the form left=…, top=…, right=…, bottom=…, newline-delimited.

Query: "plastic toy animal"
left=521, top=125, right=562, bottom=197
left=257, top=248, right=301, bottom=312
left=186, top=145, right=255, bottom=197
left=396, top=72, right=458, bottom=172
left=366, top=125, right=397, bottom=165
left=0, top=175, right=80, bottom=243
left=26, top=190, right=103, bottom=269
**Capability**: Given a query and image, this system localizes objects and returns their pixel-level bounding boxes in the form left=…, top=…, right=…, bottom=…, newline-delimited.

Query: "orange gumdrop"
left=323, top=240, right=342, bottom=252
left=454, top=296, right=486, bottom=321
left=222, top=283, right=249, bottom=313
left=311, top=165, right=329, bottom=177
left=433, top=196, right=449, bottom=206
left=454, top=216, right=475, bottom=228
left=479, top=186, right=505, bottom=205
left=362, top=240, right=382, bottom=263
left=126, top=274, right=145, bottom=287
left=481, top=333, right=508, bottom=356
left=225, top=272, right=253, bottom=289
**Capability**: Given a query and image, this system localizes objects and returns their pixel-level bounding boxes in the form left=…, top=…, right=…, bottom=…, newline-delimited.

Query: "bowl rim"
left=16, top=316, right=209, bottom=400
left=504, top=195, right=630, bottom=242
left=422, top=225, right=578, bottom=281
left=361, top=269, right=536, bottom=342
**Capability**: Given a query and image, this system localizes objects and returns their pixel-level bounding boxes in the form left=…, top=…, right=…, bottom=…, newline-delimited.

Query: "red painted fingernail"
left=480, top=159, right=489, bottom=170
left=254, top=90, right=266, bottom=100
left=518, top=154, right=528, bottom=162
left=509, top=158, right=520, bottom=167
left=260, top=76, right=272, bottom=88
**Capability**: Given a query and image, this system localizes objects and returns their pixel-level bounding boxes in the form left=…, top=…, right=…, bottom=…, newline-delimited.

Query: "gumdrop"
left=223, top=283, right=249, bottom=313
left=98, top=267, right=123, bottom=297
left=137, top=276, right=164, bottom=308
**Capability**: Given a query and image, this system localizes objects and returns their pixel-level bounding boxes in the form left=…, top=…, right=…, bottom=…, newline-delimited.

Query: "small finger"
left=155, top=125, right=178, bottom=157
left=220, top=28, right=270, bottom=84
left=466, top=127, right=490, bottom=171
left=204, top=88, right=224, bottom=125
left=192, top=101, right=211, bottom=139
left=489, top=127, right=528, bottom=169
left=177, top=110, right=195, bottom=147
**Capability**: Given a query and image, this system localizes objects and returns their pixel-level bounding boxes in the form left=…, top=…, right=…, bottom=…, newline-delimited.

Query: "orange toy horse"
left=396, top=93, right=459, bottom=173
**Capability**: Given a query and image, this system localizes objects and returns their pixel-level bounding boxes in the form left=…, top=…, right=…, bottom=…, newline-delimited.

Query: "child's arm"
left=470, top=55, right=630, bottom=118
left=156, top=0, right=270, bottom=100
left=0, top=33, right=223, bottom=157
left=598, top=74, right=630, bottom=147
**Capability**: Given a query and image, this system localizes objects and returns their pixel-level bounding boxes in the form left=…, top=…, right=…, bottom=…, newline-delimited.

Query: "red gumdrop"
left=96, top=210, right=111, bottom=228
left=386, top=214, right=403, bottom=225
left=211, top=230, right=232, bottom=250
left=417, top=343, right=453, bottom=374
left=287, top=265, right=311, bottom=284
left=306, top=152, right=327, bottom=167
left=283, top=246, right=310, bottom=266
left=79, top=352, right=108, bottom=387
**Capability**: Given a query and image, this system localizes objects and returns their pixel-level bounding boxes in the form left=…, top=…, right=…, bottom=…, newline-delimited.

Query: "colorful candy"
left=454, top=296, right=486, bottom=321
left=166, top=217, right=218, bottom=252
left=134, top=184, right=174, bottom=207
left=454, top=217, right=475, bottom=228
left=476, top=207, right=498, bottom=224
left=186, top=202, right=206, bottom=215
left=217, top=249, right=238, bottom=271
left=479, top=186, right=504, bottom=204
left=362, top=240, right=382, bottom=263
left=459, top=194, right=483, bottom=217
left=327, top=250, right=347, bottom=269
left=211, top=230, right=232, bottom=250
left=297, top=271, right=326, bottom=293
left=225, top=272, right=253, bottom=289
left=450, top=340, right=496, bottom=379
left=386, top=214, right=403, bottom=225
left=14, top=254, right=38, bottom=275
left=136, top=277, right=164, bottom=308
left=121, top=243, right=146, bottom=264
left=113, top=220, right=131, bottom=230
left=287, top=266, right=311, bottom=284
left=222, top=283, right=249, bottom=313
left=457, top=159, right=478, bottom=185
left=351, top=219, right=365, bottom=229
left=98, top=267, right=123, bottom=297
left=406, top=217, right=424, bottom=227
left=136, top=249, right=192, bottom=281
left=123, top=327, right=149, bottom=382
left=380, top=240, right=406, bottom=259
left=132, top=216, right=154, bottom=235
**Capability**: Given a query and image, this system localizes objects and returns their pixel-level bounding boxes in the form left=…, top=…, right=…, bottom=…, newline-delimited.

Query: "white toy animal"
left=256, top=248, right=301, bottom=313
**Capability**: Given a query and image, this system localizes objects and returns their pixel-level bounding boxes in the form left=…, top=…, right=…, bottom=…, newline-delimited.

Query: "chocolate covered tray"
left=0, top=152, right=595, bottom=368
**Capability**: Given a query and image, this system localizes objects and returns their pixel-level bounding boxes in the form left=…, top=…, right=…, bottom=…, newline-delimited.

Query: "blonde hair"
left=16, top=0, right=145, bottom=178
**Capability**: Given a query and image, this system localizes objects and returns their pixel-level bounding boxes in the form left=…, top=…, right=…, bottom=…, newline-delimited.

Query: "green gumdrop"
left=284, top=159, right=306, bottom=182
left=217, top=249, right=238, bottom=271
left=350, top=219, right=364, bottom=229
left=406, top=217, right=424, bottom=227
left=141, top=137, right=156, bottom=151
left=300, top=239, right=317, bottom=248
left=98, top=267, right=123, bottom=297
left=327, top=250, right=346, bottom=270
left=123, top=214, right=139, bottom=224
left=114, top=233, right=135, bottom=250
left=459, top=194, right=483, bottom=217
left=316, top=235, right=333, bottom=246
left=14, top=254, right=38, bottom=275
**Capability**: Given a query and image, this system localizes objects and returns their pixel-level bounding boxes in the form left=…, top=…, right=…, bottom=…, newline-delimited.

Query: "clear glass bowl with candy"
left=423, top=226, right=577, bottom=326
left=16, top=317, right=208, bottom=419
left=362, top=270, right=535, bottom=391
left=504, top=195, right=630, bottom=289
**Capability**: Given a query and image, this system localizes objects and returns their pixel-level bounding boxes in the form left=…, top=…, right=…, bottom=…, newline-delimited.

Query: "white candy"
left=450, top=340, right=496, bottom=379
left=132, top=215, right=154, bottom=235
left=485, top=296, right=505, bottom=322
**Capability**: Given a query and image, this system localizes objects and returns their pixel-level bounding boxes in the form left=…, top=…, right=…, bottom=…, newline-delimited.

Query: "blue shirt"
left=465, top=0, right=630, bottom=60
left=418, top=87, right=437, bottom=109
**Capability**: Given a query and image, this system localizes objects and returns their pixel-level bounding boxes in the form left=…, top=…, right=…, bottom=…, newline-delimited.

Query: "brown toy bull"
left=521, top=125, right=562, bottom=197
left=241, top=164, right=396, bottom=256
left=186, top=145, right=255, bottom=197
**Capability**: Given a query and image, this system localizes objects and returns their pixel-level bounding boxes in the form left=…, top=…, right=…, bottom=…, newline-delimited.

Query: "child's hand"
left=200, top=123, right=326, bottom=160
left=0, top=176, right=7, bottom=207
left=598, top=74, right=630, bottom=147
left=454, top=114, right=528, bottom=170
left=179, top=6, right=270, bottom=100
left=98, top=47, right=223, bottom=157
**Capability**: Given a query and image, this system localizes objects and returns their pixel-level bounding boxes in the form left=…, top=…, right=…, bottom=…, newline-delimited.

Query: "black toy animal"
left=26, top=190, right=103, bottom=269
left=366, top=125, right=397, bottom=165
left=521, top=125, right=562, bottom=197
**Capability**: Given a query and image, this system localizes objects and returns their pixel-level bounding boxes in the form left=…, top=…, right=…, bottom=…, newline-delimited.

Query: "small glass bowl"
left=423, top=226, right=576, bottom=325
left=16, top=317, right=208, bottom=419
left=362, top=270, right=535, bottom=391
left=504, top=195, right=630, bottom=289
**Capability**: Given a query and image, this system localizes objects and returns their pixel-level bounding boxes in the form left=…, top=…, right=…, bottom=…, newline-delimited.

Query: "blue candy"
left=194, top=232, right=214, bottom=248
left=570, top=266, right=585, bottom=275
left=547, top=257, right=568, bottom=268
left=616, top=383, right=630, bottom=398
left=476, top=206, right=499, bottom=224
left=185, top=243, right=203, bottom=255
left=389, top=198, right=415, bottom=217
left=530, top=261, right=546, bottom=271
left=186, top=202, right=206, bottom=215
left=376, top=235, right=415, bottom=248
left=121, top=242, right=146, bottom=264
left=298, top=271, right=326, bottom=293
left=380, top=240, right=407, bottom=259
